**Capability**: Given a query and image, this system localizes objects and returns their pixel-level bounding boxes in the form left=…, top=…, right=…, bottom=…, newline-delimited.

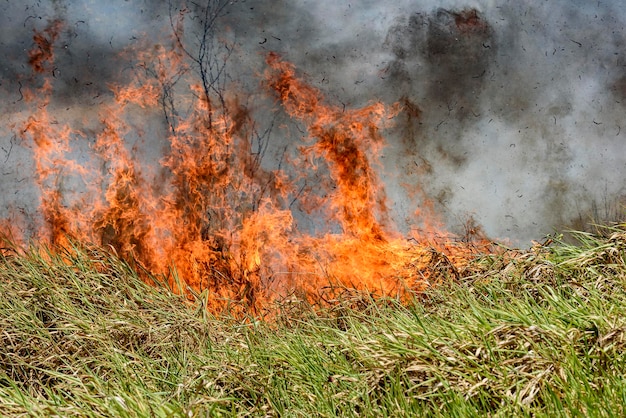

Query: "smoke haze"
left=1, top=0, right=625, bottom=247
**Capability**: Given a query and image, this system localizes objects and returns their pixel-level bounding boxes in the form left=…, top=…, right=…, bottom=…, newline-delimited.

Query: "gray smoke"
left=223, top=0, right=626, bottom=244
left=1, top=0, right=625, bottom=247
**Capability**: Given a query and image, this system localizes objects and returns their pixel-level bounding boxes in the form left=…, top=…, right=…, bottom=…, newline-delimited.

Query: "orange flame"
left=3, top=19, right=492, bottom=314
left=266, top=52, right=392, bottom=241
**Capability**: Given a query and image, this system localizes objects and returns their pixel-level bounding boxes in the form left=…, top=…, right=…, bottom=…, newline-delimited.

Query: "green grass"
left=1, top=226, right=626, bottom=416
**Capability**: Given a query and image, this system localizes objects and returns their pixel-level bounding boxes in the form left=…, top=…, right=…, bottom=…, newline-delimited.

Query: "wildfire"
left=3, top=19, right=493, bottom=314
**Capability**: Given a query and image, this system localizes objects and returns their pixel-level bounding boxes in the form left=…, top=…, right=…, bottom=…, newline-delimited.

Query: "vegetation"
left=1, top=225, right=626, bottom=416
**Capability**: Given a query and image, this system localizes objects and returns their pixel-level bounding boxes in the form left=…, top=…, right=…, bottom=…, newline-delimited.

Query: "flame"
left=17, top=20, right=86, bottom=247
left=3, top=19, right=493, bottom=314
left=266, top=52, right=391, bottom=241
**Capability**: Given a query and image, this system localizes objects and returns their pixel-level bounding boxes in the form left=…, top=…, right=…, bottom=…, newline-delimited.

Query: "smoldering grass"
left=1, top=226, right=626, bottom=416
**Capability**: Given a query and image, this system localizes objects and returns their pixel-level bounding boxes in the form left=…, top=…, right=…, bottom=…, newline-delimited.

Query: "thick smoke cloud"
left=222, top=0, right=626, bottom=244
left=1, top=0, right=625, bottom=247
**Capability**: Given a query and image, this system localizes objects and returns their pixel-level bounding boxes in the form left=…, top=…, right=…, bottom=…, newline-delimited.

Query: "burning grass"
left=9, top=19, right=493, bottom=312
left=1, top=224, right=626, bottom=416
left=4, top=15, right=626, bottom=416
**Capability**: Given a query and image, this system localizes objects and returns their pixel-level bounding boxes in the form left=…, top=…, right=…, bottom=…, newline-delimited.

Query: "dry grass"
left=1, top=226, right=626, bottom=416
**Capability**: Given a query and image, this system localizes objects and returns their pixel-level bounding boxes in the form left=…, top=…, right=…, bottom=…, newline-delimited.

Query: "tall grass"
left=1, top=226, right=626, bottom=416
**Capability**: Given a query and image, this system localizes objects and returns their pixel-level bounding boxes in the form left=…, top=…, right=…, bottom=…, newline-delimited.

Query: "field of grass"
left=1, top=226, right=626, bottom=417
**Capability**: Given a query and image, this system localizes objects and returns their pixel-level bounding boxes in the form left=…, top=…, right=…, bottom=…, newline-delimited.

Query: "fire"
left=266, top=52, right=391, bottom=241
left=3, top=19, right=492, bottom=314
left=17, top=20, right=83, bottom=247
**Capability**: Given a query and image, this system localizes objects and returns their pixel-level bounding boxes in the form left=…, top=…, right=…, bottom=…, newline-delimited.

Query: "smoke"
left=0, top=0, right=171, bottom=233
left=222, top=0, right=626, bottom=244
left=1, top=0, right=625, bottom=247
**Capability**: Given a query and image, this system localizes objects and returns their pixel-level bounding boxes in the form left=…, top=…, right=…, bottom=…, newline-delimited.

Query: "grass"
left=1, top=226, right=626, bottom=416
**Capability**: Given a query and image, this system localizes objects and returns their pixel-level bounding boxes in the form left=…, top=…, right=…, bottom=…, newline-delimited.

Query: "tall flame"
left=266, top=52, right=392, bottom=241
left=4, top=19, right=492, bottom=314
